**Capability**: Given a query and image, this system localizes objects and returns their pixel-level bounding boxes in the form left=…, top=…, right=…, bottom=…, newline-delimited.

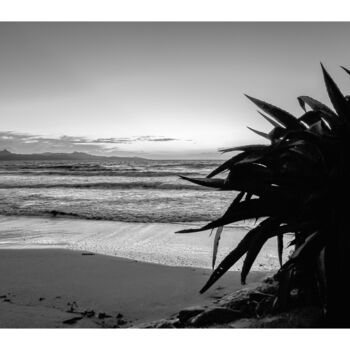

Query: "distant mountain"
left=0, top=149, right=148, bottom=162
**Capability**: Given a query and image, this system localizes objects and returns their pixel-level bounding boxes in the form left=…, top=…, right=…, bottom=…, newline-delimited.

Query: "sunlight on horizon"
left=1, top=22, right=350, bottom=158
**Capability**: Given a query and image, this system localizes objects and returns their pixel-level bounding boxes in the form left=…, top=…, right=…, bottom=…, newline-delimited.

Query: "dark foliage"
left=176, top=64, right=350, bottom=325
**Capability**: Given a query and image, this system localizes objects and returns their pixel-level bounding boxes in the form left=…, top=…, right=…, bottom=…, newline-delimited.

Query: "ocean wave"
left=0, top=170, right=205, bottom=177
left=0, top=159, right=248, bottom=231
left=0, top=181, right=214, bottom=191
left=146, top=161, right=221, bottom=169
left=0, top=159, right=218, bottom=177
left=0, top=209, right=257, bottom=230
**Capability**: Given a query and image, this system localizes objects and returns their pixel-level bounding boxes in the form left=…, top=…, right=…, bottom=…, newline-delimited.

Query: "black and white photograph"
left=0, top=3, right=349, bottom=344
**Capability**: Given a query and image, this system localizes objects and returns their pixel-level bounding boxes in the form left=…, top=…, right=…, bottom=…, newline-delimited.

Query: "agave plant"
left=177, top=64, right=350, bottom=326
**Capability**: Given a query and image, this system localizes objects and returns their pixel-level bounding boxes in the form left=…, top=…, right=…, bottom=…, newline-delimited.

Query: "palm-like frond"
left=177, top=64, right=350, bottom=318
left=212, top=226, right=223, bottom=269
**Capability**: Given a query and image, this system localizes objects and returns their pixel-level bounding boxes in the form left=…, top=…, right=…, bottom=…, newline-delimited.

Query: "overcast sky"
left=1, top=22, right=350, bottom=159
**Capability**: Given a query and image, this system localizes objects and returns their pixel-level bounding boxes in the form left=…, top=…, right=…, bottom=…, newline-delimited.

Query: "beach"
left=0, top=159, right=282, bottom=327
left=0, top=215, right=278, bottom=328
left=0, top=248, right=267, bottom=328
left=0, top=215, right=282, bottom=270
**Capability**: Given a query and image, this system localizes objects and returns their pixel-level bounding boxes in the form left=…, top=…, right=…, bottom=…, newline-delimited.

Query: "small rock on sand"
left=178, top=306, right=206, bottom=323
left=188, top=307, right=242, bottom=327
left=62, top=316, right=83, bottom=325
left=117, top=319, right=127, bottom=326
left=82, top=310, right=95, bottom=318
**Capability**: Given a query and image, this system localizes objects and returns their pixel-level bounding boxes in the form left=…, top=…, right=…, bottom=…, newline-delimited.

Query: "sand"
left=0, top=249, right=268, bottom=328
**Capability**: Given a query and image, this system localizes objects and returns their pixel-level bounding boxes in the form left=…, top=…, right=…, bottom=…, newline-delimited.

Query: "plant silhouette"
left=177, top=64, right=350, bottom=326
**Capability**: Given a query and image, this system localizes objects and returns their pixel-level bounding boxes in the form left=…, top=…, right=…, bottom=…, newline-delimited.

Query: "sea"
left=0, top=159, right=282, bottom=271
left=0, top=159, right=235, bottom=223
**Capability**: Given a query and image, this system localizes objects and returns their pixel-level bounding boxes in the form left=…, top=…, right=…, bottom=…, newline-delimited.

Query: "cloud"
left=131, top=136, right=181, bottom=142
left=153, top=138, right=177, bottom=142
left=0, top=131, right=188, bottom=155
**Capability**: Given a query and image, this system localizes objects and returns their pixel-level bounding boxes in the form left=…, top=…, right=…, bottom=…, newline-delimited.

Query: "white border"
left=0, top=329, right=347, bottom=350
left=0, top=0, right=349, bottom=21
left=1, top=1, right=350, bottom=348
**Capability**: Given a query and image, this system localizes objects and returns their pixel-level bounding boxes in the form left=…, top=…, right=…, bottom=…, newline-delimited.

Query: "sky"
left=1, top=22, right=350, bottom=159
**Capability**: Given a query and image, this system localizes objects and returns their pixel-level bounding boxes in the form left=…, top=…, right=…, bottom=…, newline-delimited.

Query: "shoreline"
left=0, top=215, right=283, bottom=271
left=0, top=212, right=255, bottom=229
left=0, top=248, right=268, bottom=328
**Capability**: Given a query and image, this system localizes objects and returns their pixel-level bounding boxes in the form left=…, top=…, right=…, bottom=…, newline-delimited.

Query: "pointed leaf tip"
left=341, top=66, right=350, bottom=76
left=321, top=63, right=348, bottom=119
left=247, top=126, right=270, bottom=140
left=257, top=110, right=281, bottom=128
left=179, top=176, right=226, bottom=189
left=245, top=95, right=300, bottom=129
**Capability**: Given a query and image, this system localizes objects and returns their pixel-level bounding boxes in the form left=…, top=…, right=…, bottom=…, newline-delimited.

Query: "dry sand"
left=0, top=248, right=268, bottom=328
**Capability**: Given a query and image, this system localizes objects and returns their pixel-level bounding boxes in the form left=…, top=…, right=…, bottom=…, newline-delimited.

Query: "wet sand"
left=0, top=248, right=268, bottom=328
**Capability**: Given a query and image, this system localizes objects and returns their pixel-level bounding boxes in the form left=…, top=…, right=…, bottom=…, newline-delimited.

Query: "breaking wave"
left=0, top=181, right=212, bottom=191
